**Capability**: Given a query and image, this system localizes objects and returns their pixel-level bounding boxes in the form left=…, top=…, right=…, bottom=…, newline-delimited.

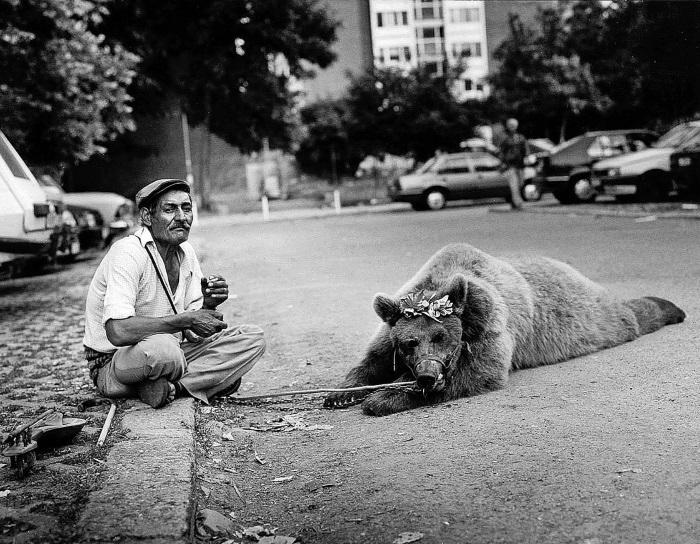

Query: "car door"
left=470, top=152, right=509, bottom=197
left=437, top=154, right=478, bottom=198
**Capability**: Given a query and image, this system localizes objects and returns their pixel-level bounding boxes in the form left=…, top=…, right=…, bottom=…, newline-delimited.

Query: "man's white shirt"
left=83, top=227, right=204, bottom=353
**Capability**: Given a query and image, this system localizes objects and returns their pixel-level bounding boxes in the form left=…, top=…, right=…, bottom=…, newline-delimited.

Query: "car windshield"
left=550, top=135, right=584, bottom=155
left=413, top=156, right=439, bottom=174
left=678, top=129, right=700, bottom=150
left=653, top=125, right=700, bottom=148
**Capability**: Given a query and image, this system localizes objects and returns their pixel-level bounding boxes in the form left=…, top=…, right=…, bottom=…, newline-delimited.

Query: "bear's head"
left=373, top=274, right=469, bottom=393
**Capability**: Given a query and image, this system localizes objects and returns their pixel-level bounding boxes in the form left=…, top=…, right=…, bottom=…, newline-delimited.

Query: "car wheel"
left=521, top=182, right=542, bottom=202
left=423, top=189, right=447, bottom=210
left=554, top=176, right=596, bottom=204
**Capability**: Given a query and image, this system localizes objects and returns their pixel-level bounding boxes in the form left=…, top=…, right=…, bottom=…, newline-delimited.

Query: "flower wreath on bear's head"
left=398, top=290, right=454, bottom=323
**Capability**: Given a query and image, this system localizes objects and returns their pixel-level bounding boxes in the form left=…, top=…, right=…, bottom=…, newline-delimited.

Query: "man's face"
left=142, top=190, right=193, bottom=246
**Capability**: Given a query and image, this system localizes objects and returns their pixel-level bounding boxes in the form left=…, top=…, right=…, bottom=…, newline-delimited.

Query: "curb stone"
left=196, top=200, right=700, bottom=228
left=507, top=203, right=700, bottom=220
left=77, top=398, right=196, bottom=543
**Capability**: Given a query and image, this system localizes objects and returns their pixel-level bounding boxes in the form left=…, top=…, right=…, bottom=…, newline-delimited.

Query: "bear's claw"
left=323, top=390, right=368, bottom=409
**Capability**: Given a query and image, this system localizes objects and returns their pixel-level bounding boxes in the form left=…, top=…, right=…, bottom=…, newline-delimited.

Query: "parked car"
left=590, top=121, right=700, bottom=202
left=388, top=151, right=539, bottom=210
left=0, top=130, right=62, bottom=271
left=670, top=142, right=700, bottom=200
left=536, top=130, right=658, bottom=204
left=34, top=172, right=136, bottom=247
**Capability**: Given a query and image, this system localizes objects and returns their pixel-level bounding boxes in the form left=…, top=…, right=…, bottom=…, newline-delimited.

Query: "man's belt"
left=84, top=346, right=114, bottom=385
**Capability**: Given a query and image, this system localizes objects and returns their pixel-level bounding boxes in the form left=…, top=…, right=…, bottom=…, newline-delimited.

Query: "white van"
left=0, top=130, right=60, bottom=267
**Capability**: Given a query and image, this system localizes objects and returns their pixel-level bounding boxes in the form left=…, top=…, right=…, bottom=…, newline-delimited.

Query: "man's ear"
left=139, top=207, right=152, bottom=227
left=436, top=274, right=468, bottom=309
left=373, top=293, right=401, bottom=325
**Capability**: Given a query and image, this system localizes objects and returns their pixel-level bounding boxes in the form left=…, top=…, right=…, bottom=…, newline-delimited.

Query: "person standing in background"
left=498, top=118, right=529, bottom=210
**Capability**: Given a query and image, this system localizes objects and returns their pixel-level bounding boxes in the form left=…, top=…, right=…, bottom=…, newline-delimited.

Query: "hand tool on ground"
left=1, top=409, right=55, bottom=478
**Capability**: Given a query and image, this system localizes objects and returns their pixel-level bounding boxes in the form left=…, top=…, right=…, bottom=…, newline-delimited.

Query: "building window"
left=377, top=11, right=408, bottom=27
left=449, top=7, right=480, bottom=23
left=475, top=82, right=484, bottom=91
left=388, top=47, right=401, bottom=62
left=418, top=26, right=444, bottom=39
left=404, top=46, right=412, bottom=62
left=463, top=78, right=473, bottom=91
left=424, top=61, right=440, bottom=75
left=452, top=42, right=482, bottom=59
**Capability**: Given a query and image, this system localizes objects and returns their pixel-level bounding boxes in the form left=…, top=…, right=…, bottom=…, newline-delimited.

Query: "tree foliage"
left=489, top=0, right=700, bottom=140
left=343, top=67, right=485, bottom=161
left=0, top=0, right=138, bottom=165
left=102, top=0, right=339, bottom=153
left=295, top=98, right=358, bottom=178
left=488, top=6, right=611, bottom=142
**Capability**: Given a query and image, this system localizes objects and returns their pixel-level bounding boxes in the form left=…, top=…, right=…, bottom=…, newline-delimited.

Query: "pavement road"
left=193, top=205, right=699, bottom=544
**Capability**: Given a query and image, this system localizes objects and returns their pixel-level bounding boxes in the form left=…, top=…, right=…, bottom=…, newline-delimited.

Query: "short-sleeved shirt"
left=83, top=227, right=204, bottom=353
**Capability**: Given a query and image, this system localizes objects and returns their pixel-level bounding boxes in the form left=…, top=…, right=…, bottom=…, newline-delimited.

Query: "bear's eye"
left=403, top=339, right=419, bottom=350
left=432, top=332, right=445, bottom=343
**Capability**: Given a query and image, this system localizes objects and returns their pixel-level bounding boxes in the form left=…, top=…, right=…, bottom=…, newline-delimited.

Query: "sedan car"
left=388, top=151, right=537, bottom=210
left=35, top=174, right=136, bottom=247
left=591, top=121, right=700, bottom=202
left=670, top=144, right=700, bottom=200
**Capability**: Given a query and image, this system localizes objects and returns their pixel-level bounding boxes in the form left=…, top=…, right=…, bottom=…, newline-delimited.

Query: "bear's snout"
left=415, top=359, right=445, bottom=391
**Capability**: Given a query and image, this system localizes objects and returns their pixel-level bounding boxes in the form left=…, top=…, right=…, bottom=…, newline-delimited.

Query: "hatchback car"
left=388, top=151, right=535, bottom=210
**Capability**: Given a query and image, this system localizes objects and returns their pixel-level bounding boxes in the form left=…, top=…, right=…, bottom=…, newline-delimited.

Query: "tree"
left=102, top=0, right=339, bottom=153
left=489, top=9, right=611, bottom=142
left=0, top=0, right=138, bottom=166
left=295, top=99, right=358, bottom=180
left=343, top=67, right=483, bottom=161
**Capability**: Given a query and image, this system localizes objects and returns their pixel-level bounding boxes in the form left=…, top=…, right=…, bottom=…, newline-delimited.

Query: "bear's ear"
left=437, top=274, right=468, bottom=309
left=373, top=293, right=401, bottom=325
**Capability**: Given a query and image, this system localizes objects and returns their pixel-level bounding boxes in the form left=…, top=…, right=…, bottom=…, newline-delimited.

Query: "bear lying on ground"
left=324, top=244, right=685, bottom=416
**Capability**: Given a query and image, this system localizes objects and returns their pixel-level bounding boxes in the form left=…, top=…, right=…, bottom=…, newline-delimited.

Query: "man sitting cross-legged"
left=83, top=178, right=265, bottom=408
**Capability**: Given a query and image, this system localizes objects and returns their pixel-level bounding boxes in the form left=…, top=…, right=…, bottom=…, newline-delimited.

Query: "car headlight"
left=678, top=157, right=692, bottom=167
left=607, top=168, right=621, bottom=177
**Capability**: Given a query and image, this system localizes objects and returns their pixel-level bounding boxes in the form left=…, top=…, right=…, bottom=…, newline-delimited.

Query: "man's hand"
left=201, top=275, right=229, bottom=310
left=187, top=308, right=227, bottom=338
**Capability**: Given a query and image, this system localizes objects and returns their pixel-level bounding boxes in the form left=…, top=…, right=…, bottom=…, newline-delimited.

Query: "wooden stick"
left=231, top=381, right=416, bottom=401
left=96, top=402, right=117, bottom=447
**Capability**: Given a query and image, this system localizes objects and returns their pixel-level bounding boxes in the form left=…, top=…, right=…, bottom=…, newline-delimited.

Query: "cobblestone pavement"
left=0, top=254, right=118, bottom=544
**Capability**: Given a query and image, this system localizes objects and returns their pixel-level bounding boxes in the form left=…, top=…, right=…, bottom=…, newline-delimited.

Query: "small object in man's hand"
left=201, top=275, right=222, bottom=309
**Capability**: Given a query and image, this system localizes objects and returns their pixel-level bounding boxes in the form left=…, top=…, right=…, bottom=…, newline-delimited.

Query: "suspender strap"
left=144, top=244, right=179, bottom=315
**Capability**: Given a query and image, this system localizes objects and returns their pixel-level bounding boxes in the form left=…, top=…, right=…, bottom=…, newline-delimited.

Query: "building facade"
left=370, top=0, right=489, bottom=100
left=304, top=0, right=555, bottom=102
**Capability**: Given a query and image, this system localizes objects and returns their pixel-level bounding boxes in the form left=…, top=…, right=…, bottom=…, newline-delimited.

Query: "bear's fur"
left=324, top=244, right=685, bottom=416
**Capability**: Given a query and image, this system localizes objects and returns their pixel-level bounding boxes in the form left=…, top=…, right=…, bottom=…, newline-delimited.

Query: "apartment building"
left=302, top=0, right=552, bottom=101
left=370, top=0, right=490, bottom=100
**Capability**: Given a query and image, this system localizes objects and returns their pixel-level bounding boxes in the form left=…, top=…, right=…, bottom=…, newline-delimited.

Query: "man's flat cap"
left=135, top=178, right=191, bottom=209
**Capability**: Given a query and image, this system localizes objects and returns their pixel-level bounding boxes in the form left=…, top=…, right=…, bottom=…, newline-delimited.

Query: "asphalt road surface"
left=194, top=205, right=699, bottom=544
